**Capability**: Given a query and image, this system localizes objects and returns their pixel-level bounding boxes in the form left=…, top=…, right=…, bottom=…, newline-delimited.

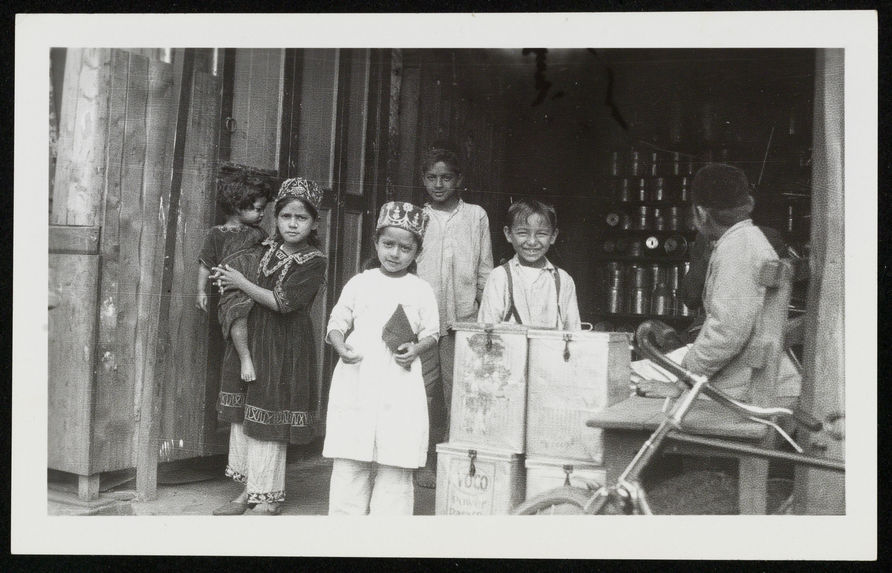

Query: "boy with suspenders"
left=478, top=199, right=581, bottom=330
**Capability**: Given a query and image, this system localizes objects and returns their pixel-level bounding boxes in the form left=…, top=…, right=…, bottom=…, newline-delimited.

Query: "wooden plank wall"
left=393, top=49, right=511, bottom=253
left=47, top=252, right=99, bottom=474
left=160, top=69, right=222, bottom=461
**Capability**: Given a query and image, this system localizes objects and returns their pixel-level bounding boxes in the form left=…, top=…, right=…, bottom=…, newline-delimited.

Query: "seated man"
left=635, top=163, right=800, bottom=401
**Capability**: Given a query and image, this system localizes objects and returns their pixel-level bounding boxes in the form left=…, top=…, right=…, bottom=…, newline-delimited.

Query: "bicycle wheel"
left=512, top=486, right=596, bottom=515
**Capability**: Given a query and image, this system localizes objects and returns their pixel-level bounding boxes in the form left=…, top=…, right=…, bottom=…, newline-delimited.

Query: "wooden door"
left=279, top=48, right=390, bottom=431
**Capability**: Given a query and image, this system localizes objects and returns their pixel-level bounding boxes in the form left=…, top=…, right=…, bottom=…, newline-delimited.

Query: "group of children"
left=199, top=144, right=580, bottom=516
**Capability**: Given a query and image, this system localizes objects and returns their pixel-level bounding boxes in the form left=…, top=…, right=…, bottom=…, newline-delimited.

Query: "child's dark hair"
left=362, top=227, right=422, bottom=274
left=505, top=199, right=558, bottom=231
left=273, top=196, right=322, bottom=248
left=420, top=140, right=462, bottom=176
left=217, top=170, right=275, bottom=216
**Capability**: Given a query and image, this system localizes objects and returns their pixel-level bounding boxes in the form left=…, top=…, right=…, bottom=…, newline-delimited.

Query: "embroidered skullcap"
left=276, top=177, right=323, bottom=207
left=691, top=163, right=752, bottom=210
left=376, top=201, right=429, bottom=240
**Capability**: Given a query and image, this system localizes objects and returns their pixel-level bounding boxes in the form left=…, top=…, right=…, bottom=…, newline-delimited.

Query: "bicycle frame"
left=579, top=321, right=844, bottom=516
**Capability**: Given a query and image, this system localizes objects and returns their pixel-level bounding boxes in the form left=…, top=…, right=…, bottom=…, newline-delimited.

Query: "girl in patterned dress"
left=210, top=178, right=327, bottom=515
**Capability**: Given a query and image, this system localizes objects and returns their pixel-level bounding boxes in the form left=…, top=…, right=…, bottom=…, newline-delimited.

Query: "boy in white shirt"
left=478, top=199, right=581, bottom=330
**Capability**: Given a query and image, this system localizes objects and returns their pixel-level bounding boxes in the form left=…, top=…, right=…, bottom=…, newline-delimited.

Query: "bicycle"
left=512, top=319, right=845, bottom=515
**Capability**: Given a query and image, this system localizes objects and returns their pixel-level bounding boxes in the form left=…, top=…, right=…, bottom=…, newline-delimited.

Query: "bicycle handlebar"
left=634, top=320, right=823, bottom=432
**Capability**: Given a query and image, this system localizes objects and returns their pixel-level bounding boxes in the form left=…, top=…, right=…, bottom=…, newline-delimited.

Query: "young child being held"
left=323, top=201, right=439, bottom=515
left=478, top=198, right=581, bottom=330
left=414, top=142, right=493, bottom=486
left=196, top=170, right=273, bottom=382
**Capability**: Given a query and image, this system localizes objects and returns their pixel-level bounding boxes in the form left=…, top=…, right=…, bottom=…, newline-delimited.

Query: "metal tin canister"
left=606, top=262, right=623, bottom=285
left=628, top=240, right=643, bottom=258
left=651, top=178, right=665, bottom=202
left=670, top=289, right=679, bottom=316
left=679, top=176, right=691, bottom=202
left=629, top=150, right=642, bottom=177
left=651, top=283, right=670, bottom=315
left=635, top=206, right=649, bottom=230
left=667, top=206, right=680, bottom=230
left=670, top=152, right=681, bottom=176
left=635, top=178, right=647, bottom=202
left=667, top=265, right=681, bottom=289
left=605, top=211, right=621, bottom=227
left=630, top=265, right=647, bottom=288
left=663, top=234, right=687, bottom=257
left=620, top=213, right=632, bottom=230
left=648, top=264, right=664, bottom=289
left=648, top=151, right=660, bottom=177
left=609, top=151, right=622, bottom=177
left=616, top=178, right=630, bottom=202
left=629, top=287, right=648, bottom=315
left=653, top=208, right=665, bottom=230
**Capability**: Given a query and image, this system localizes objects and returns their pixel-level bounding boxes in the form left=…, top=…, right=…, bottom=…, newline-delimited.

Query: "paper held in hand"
left=382, top=304, right=417, bottom=370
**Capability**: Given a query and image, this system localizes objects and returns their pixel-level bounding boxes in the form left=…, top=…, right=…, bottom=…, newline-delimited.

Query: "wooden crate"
left=525, top=330, right=631, bottom=463
left=449, top=323, right=529, bottom=453
left=435, top=443, right=525, bottom=515
left=524, top=455, right=605, bottom=500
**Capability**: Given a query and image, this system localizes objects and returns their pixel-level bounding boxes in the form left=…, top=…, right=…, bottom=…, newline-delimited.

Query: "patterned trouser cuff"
left=224, top=465, right=248, bottom=484
left=247, top=490, right=286, bottom=504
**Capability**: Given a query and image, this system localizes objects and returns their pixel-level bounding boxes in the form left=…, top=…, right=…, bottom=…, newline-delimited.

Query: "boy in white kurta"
left=323, top=202, right=439, bottom=515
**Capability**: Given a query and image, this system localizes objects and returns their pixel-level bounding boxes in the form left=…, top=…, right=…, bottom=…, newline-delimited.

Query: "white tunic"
left=322, top=269, right=440, bottom=468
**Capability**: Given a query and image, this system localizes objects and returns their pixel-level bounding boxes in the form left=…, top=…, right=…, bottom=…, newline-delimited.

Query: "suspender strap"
left=501, top=261, right=563, bottom=327
left=502, top=262, right=523, bottom=324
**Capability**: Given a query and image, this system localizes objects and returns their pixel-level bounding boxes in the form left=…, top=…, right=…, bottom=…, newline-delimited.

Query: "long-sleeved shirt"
left=477, top=255, right=582, bottom=330
left=415, top=200, right=493, bottom=335
left=681, top=219, right=800, bottom=399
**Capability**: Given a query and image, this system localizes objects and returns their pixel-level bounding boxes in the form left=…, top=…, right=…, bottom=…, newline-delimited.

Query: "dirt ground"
left=47, top=439, right=793, bottom=516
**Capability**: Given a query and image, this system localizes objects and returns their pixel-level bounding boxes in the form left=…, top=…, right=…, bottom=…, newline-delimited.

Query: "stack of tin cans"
left=602, top=261, right=694, bottom=317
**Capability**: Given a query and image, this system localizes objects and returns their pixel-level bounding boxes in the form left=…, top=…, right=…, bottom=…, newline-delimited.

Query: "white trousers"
left=227, top=422, right=287, bottom=504
left=328, top=458, right=414, bottom=515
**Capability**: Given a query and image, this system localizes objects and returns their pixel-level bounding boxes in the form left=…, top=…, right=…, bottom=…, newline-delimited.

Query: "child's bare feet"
left=241, top=357, right=256, bottom=382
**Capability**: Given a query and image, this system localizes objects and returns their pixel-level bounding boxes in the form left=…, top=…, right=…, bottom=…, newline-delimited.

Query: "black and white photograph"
left=13, top=11, right=876, bottom=559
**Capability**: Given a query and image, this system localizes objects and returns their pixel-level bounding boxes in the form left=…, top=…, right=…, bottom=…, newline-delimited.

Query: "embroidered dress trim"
left=219, top=391, right=246, bottom=408
left=257, top=240, right=326, bottom=312
left=225, top=465, right=248, bottom=484
left=247, top=490, right=285, bottom=504
left=244, top=404, right=315, bottom=427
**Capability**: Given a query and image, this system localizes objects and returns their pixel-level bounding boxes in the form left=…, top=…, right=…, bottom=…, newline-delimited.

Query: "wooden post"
left=793, top=48, right=845, bottom=515
left=51, top=49, right=112, bottom=226
left=136, top=49, right=196, bottom=500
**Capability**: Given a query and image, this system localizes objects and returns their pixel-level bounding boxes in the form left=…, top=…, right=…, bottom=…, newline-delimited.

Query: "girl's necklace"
left=259, top=243, right=296, bottom=277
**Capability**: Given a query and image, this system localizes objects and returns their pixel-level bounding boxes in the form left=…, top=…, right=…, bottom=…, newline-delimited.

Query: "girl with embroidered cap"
left=323, top=201, right=439, bottom=515
left=196, top=167, right=274, bottom=382
left=210, top=177, right=327, bottom=516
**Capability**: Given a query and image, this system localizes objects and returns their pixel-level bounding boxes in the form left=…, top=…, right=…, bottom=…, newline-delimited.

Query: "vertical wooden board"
left=385, top=49, right=403, bottom=202
left=48, top=254, right=100, bottom=475
left=162, top=70, right=220, bottom=461
left=93, top=52, right=149, bottom=472
left=311, top=207, right=333, bottom=430
left=396, top=63, right=420, bottom=203
left=244, top=50, right=269, bottom=168
left=338, top=211, right=363, bottom=292
left=131, top=59, right=176, bottom=464
left=51, top=49, right=82, bottom=223
left=297, top=49, right=339, bottom=187
left=89, top=49, right=129, bottom=474
left=344, top=49, right=370, bottom=197
left=229, top=49, right=252, bottom=165
left=59, top=49, right=113, bottom=226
